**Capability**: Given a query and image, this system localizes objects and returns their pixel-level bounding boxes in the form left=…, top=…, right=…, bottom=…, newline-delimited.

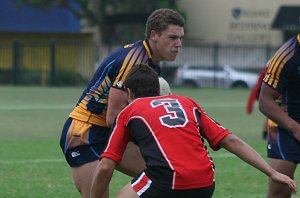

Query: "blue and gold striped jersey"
left=263, top=34, right=300, bottom=122
left=69, top=40, right=160, bottom=127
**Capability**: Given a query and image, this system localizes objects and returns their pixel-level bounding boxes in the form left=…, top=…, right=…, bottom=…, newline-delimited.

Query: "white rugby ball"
left=159, top=77, right=171, bottom=95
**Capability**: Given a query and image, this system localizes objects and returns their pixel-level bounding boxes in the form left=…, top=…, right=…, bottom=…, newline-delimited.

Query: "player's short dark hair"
left=124, top=64, right=159, bottom=98
left=145, top=8, right=185, bottom=38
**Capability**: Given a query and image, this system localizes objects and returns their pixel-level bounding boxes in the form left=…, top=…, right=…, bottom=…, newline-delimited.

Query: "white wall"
left=178, top=0, right=300, bottom=46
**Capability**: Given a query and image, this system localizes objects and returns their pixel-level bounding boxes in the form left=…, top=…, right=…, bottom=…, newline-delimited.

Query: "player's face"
left=151, top=25, right=184, bottom=64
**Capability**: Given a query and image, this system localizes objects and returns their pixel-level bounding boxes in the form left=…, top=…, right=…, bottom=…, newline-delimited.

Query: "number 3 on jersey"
left=151, top=99, right=188, bottom=128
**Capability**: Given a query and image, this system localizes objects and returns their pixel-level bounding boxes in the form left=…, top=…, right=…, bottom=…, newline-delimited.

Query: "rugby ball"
left=159, top=77, right=171, bottom=95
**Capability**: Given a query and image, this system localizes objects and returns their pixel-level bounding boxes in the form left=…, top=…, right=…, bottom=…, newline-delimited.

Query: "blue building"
left=0, top=0, right=80, bottom=33
left=0, top=0, right=95, bottom=85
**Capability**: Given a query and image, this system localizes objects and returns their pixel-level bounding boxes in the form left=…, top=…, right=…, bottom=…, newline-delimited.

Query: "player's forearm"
left=258, top=83, right=299, bottom=133
left=90, top=171, right=111, bottom=198
left=219, top=134, right=274, bottom=176
left=106, top=88, right=128, bottom=127
left=90, top=178, right=108, bottom=198
left=259, top=96, right=298, bottom=133
left=90, top=159, right=115, bottom=198
left=219, top=135, right=298, bottom=193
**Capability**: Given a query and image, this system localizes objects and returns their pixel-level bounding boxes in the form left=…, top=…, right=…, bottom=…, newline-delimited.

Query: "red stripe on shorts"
left=131, top=172, right=152, bottom=196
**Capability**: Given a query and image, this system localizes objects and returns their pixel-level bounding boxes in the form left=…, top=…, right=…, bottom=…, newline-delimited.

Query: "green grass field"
left=0, top=86, right=299, bottom=198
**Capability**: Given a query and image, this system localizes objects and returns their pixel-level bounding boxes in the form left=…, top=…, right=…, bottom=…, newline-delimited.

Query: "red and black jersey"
left=101, top=94, right=231, bottom=189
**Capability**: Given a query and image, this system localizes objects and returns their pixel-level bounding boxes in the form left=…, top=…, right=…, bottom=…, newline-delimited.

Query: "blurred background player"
left=259, top=33, right=300, bottom=198
left=90, top=63, right=297, bottom=198
left=246, top=67, right=268, bottom=140
left=59, top=8, right=185, bottom=198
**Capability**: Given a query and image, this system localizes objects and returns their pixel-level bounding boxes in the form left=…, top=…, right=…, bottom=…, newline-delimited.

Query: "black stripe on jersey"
left=128, top=118, right=174, bottom=188
left=142, top=52, right=149, bottom=63
left=194, top=109, right=215, bottom=170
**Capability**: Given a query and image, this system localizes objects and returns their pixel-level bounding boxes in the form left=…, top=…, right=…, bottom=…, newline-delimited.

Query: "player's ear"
left=150, top=30, right=159, bottom=42
left=127, top=88, right=135, bottom=103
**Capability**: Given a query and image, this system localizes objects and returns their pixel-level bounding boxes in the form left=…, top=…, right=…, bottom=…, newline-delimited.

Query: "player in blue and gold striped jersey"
left=59, top=8, right=185, bottom=198
left=259, top=33, right=300, bottom=198
left=69, top=40, right=161, bottom=127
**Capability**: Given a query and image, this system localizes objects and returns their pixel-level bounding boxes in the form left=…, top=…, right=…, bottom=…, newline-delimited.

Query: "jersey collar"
left=143, top=39, right=161, bottom=74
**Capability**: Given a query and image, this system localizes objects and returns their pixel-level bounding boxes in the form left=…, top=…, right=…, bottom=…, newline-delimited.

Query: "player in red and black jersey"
left=90, top=63, right=296, bottom=198
left=259, top=33, right=300, bottom=198
left=59, top=8, right=185, bottom=198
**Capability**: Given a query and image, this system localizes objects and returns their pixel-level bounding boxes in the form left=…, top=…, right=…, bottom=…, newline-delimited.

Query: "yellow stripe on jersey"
left=115, top=48, right=134, bottom=86
left=267, top=43, right=291, bottom=85
left=274, top=51, right=294, bottom=88
left=114, top=45, right=145, bottom=88
left=91, top=76, right=111, bottom=102
left=298, top=34, right=300, bottom=44
left=143, top=40, right=152, bottom=59
left=69, top=76, right=112, bottom=127
left=69, top=104, right=107, bottom=126
left=265, top=39, right=296, bottom=88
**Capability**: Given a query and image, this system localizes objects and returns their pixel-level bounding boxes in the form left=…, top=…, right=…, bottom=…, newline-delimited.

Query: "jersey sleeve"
left=263, top=36, right=297, bottom=93
left=196, top=104, right=231, bottom=150
left=100, top=114, right=130, bottom=164
left=111, top=45, right=147, bottom=90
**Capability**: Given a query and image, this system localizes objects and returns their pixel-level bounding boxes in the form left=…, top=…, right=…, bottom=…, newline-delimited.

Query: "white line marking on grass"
left=0, top=103, right=246, bottom=111
left=0, top=158, right=65, bottom=164
left=201, top=102, right=246, bottom=108
left=0, top=153, right=236, bottom=164
left=0, top=153, right=235, bottom=165
left=0, top=104, right=73, bottom=110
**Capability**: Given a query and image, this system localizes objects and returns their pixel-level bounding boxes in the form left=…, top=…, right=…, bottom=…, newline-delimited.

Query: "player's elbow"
left=97, top=158, right=116, bottom=175
left=258, top=97, right=268, bottom=115
left=218, top=134, right=243, bottom=150
left=98, top=163, right=113, bottom=175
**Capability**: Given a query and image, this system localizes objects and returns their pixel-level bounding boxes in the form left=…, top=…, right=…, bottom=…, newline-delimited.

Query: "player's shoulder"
left=122, top=40, right=143, bottom=50
left=171, top=94, right=194, bottom=101
left=130, top=94, right=195, bottom=104
left=112, top=40, right=145, bottom=61
left=277, top=35, right=299, bottom=53
left=109, top=40, right=143, bottom=55
left=159, top=94, right=198, bottom=106
left=175, top=94, right=202, bottom=108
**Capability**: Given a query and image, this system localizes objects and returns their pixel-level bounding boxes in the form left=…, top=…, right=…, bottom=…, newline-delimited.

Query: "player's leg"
left=115, top=183, right=140, bottom=198
left=262, top=118, right=268, bottom=140
left=266, top=159, right=296, bottom=198
left=72, top=160, right=109, bottom=198
left=266, top=126, right=299, bottom=198
left=60, top=119, right=111, bottom=198
left=116, top=141, right=146, bottom=177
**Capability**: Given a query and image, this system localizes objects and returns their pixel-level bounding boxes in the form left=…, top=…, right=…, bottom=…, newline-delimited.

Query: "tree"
left=11, top=0, right=184, bottom=45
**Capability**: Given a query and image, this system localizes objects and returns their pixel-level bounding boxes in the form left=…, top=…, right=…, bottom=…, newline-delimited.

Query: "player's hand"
left=270, top=171, right=297, bottom=194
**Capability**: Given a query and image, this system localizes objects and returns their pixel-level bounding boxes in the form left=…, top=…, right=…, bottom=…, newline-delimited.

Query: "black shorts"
left=131, top=172, right=215, bottom=198
left=267, top=127, right=300, bottom=163
left=59, top=117, right=111, bottom=167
